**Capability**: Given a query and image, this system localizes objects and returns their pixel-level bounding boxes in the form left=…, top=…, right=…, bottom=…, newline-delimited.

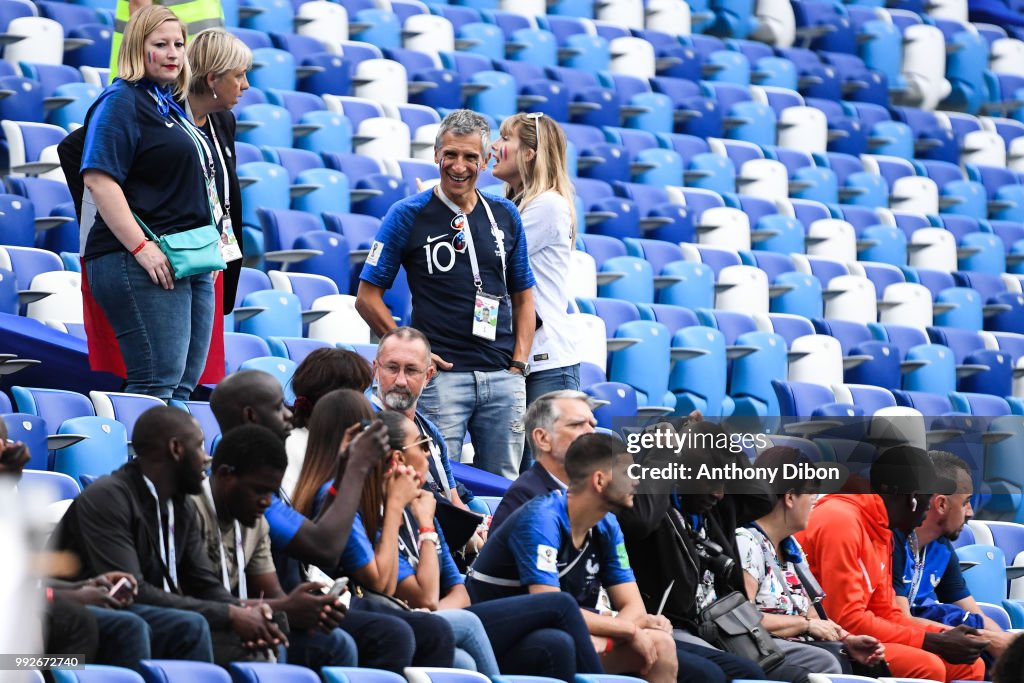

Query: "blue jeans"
left=526, top=364, right=582, bottom=407
left=675, top=640, right=767, bottom=683
left=125, top=603, right=214, bottom=663
left=286, top=627, right=358, bottom=670
left=522, top=363, right=581, bottom=471
left=466, top=592, right=603, bottom=681
left=88, top=608, right=150, bottom=671
left=418, top=369, right=527, bottom=480
left=85, top=251, right=216, bottom=401
left=435, top=609, right=500, bottom=676
left=348, top=598, right=455, bottom=669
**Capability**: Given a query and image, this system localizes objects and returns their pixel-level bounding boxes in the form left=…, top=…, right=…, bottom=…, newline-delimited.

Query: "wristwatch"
left=510, top=360, right=530, bottom=377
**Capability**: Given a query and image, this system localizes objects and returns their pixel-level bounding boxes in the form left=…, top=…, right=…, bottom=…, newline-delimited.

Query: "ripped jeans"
left=418, top=369, right=527, bottom=480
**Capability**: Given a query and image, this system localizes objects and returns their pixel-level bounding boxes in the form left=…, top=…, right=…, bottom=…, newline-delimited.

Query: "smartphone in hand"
left=327, top=577, right=349, bottom=598
left=109, top=577, right=134, bottom=603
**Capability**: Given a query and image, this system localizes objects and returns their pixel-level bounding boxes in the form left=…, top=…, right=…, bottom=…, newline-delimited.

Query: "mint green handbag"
left=131, top=109, right=226, bottom=280
left=134, top=213, right=225, bottom=280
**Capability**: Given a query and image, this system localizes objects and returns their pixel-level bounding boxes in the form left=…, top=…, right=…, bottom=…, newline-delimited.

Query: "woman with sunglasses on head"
left=491, top=113, right=581, bottom=414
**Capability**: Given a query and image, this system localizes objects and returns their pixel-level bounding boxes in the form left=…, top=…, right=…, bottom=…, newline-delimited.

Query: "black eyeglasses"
left=451, top=212, right=467, bottom=253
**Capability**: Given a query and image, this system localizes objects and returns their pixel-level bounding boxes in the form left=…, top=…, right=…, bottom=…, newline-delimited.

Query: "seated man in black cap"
left=797, top=445, right=988, bottom=682
left=891, top=450, right=1018, bottom=658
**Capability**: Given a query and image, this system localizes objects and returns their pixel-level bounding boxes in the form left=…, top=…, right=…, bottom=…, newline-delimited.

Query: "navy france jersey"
left=81, top=79, right=222, bottom=260
left=891, top=530, right=970, bottom=606
left=466, top=491, right=635, bottom=608
left=360, top=188, right=535, bottom=372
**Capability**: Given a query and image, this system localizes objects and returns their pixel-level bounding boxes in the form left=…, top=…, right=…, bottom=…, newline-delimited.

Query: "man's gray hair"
left=435, top=109, right=491, bottom=158
left=525, top=390, right=598, bottom=451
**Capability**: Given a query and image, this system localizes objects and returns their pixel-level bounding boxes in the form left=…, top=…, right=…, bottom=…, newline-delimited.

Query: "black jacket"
left=489, top=461, right=564, bottom=531
left=615, top=468, right=774, bottom=633
left=57, top=104, right=243, bottom=313
left=50, top=460, right=237, bottom=628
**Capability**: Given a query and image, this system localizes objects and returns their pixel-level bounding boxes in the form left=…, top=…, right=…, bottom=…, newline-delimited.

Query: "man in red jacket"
left=797, top=446, right=988, bottom=682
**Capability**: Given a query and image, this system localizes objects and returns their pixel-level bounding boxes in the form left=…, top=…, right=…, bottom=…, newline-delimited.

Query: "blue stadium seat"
left=831, top=383, right=896, bottom=415
left=292, top=168, right=351, bottom=217
left=730, top=331, right=787, bottom=417
left=321, top=668, right=406, bottom=683
left=959, top=349, right=1013, bottom=397
left=139, top=659, right=232, bottom=683
left=670, top=325, right=733, bottom=417
left=949, top=392, right=1011, bottom=417
left=238, top=357, right=298, bottom=405
left=291, top=231, right=352, bottom=294
left=89, top=391, right=165, bottom=441
left=266, top=337, right=330, bottom=365
left=241, top=0, right=296, bottom=35
left=0, top=193, right=36, bottom=247
left=771, top=380, right=835, bottom=417
left=901, top=343, right=956, bottom=395
left=771, top=271, right=822, bottom=319
left=294, top=111, right=353, bottom=156
left=19, top=468, right=79, bottom=503
left=297, top=53, right=354, bottom=98
left=2, top=412, right=50, bottom=470
left=11, top=386, right=94, bottom=429
left=237, top=104, right=294, bottom=148
left=230, top=661, right=319, bottom=682
left=607, top=320, right=676, bottom=412
left=987, top=293, right=1024, bottom=335
left=351, top=174, right=408, bottom=219
left=955, top=544, right=1012, bottom=606
left=224, top=332, right=273, bottom=375
left=258, top=207, right=325, bottom=269
left=637, top=303, right=700, bottom=335
left=53, top=665, right=144, bottom=682
left=585, top=381, right=640, bottom=430
left=48, top=82, right=101, bottom=130
left=238, top=162, right=291, bottom=228
left=238, top=290, right=302, bottom=340
left=53, top=416, right=128, bottom=487
left=934, top=287, right=984, bottom=331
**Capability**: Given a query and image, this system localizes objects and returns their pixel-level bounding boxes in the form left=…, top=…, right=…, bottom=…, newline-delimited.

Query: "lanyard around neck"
left=142, top=475, right=178, bottom=591
left=434, top=188, right=507, bottom=294
left=206, top=121, right=231, bottom=214
left=398, top=509, right=421, bottom=568
left=907, top=530, right=927, bottom=605
left=203, top=480, right=248, bottom=599
left=414, top=414, right=451, bottom=498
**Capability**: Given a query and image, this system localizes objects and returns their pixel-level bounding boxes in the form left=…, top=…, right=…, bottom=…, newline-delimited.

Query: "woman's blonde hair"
left=188, top=28, right=253, bottom=97
left=499, top=113, right=577, bottom=246
left=118, top=5, right=191, bottom=99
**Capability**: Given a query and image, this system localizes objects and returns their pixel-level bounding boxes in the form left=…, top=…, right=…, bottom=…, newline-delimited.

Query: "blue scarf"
left=132, top=78, right=187, bottom=120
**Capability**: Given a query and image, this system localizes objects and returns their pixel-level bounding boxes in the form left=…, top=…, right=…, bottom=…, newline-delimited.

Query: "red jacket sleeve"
left=802, top=505, right=929, bottom=647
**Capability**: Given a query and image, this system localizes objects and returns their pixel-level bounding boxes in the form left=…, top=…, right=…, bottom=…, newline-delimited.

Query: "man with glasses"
left=372, top=327, right=471, bottom=509
left=356, top=109, right=537, bottom=480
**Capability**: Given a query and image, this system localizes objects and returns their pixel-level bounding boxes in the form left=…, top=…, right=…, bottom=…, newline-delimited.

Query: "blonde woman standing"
left=491, top=113, right=581, bottom=412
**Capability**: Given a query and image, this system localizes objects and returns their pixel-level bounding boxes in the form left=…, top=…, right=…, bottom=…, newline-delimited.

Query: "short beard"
left=382, top=388, right=415, bottom=411
left=177, top=460, right=203, bottom=496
